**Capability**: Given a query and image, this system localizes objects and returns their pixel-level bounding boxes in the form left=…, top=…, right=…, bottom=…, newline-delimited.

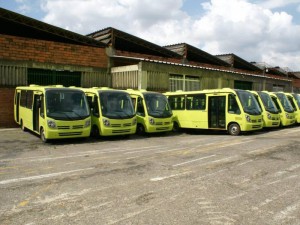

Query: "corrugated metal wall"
left=81, top=70, right=109, bottom=88
left=111, top=70, right=139, bottom=89
left=0, top=64, right=27, bottom=86
left=147, top=71, right=169, bottom=91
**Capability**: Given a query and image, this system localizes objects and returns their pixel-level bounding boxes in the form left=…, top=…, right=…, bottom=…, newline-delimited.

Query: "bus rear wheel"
left=136, top=124, right=145, bottom=135
left=228, top=123, right=240, bottom=136
left=90, top=125, right=100, bottom=138
left=40, top=127, right=48, bottom=143
left=172, top=122, right=181, bottom=132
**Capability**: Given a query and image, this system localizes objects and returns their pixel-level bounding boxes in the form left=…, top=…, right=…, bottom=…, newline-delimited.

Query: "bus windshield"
left=236, top=90, right=261, bottom=115
left=292, top=93, right=300, bottom=108
left=46, top=89, right=90, bottom=120
left=275, top=93, right=294, bottom=113
left=100, top=91, right=135, bottom=119
left=258, top=92, right=279, bottom=113
left=144, top=93, right=173, bottom=118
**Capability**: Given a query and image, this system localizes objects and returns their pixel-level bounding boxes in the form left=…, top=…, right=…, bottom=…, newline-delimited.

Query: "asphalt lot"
left=0, top=127, right=300, bottom=225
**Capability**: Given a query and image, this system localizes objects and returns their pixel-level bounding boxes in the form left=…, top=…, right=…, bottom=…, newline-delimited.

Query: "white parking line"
left=0, top=167, right=94, bottom=185
left=173, top=154, right=216, bottom=167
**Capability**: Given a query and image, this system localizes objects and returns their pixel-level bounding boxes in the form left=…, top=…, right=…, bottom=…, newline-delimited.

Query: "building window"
left=28, top=68, right=81, bottom=87
left=169, top=74, right=200, bottom=91
left=234, top=80, right=253, bottom=90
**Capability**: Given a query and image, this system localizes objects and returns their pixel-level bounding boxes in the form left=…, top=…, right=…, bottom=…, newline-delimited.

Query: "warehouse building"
left=0, top=8, right=298, bottom=128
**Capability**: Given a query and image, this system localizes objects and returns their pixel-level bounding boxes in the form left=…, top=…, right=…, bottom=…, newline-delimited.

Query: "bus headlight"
left=149, top=117, right=155, bottom=125
left=84, top=119, right=91, bottom=128
left=47, top=120, right=56, bottom=128
left=132, top=118, right=137, bottom=125
left=285, top=113, right=290, bottom=119
left=245, top=115, right=251, bottom=122
left=267, top=113, right=272, bottom=120
left=102, top=119, right=110, bottom=127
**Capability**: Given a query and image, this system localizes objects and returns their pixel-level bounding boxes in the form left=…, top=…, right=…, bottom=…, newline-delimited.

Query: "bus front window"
left=275, top=93, right=294, bottom=113
left=100, top=91, right=135, bottom=119
left=236, top=90, right=261, bottom=115
left=46, top=90, right=90, bottom=120
left=292, top=94, right=300, bottom=108
left=258, top=92, right=279, bottom=113
left=144, top=93, right=172, bottom=118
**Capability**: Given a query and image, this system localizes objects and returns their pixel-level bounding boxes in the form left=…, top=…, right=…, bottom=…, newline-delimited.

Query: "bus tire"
left=91, top=125, right=100, bottom=138
left=40, top=127, right=48, bottom=143
left=228, top=123, right=240, bottom=136
left=20, top=120, right=27, bottom=132
left=136, top=124, right=145, bottom=135
left=172, top=122, right=181, bottom=132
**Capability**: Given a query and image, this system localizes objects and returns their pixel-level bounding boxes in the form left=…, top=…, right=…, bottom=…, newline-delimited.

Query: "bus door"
left=33, top=94, right=41, bottom=132
left=208, top=96, right=226, bottom=129
left=15, top=91, right=20, bottom=123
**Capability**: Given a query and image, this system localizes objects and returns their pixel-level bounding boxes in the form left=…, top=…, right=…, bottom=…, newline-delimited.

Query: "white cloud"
left=257, top=0, right=300, bottom=9
left=40, top=0, right=300, bottom=71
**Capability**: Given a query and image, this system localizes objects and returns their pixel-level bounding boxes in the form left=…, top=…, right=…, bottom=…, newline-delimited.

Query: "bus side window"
left=137, top=97, right=145, bottom=117
left=228, top=94, right=241, bottom=114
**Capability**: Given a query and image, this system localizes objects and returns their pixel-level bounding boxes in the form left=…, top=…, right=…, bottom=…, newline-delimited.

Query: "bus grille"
left=112, top=129, right=131, bottom=134
left=57, top=125, right=84, bottom=130
left=155, top=122, right=171, bottom=125
left=123, top=123, right=132, bottom=127
left=59, top=132, right=82, bottom=136
left=111, top=124, right=121, bottom=127
left=252, top=125, right=261, bottom=129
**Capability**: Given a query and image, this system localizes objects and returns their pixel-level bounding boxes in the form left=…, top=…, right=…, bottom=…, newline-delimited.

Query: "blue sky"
left=1, top=0, right=300, bottom=71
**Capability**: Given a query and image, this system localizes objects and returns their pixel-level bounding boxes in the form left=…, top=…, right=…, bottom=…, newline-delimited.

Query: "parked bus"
left=250, top=91, right=280, bottom=128
left=285, top=92, right=300, bottom=123
left=82, top=87, right=136, bottom=137
left=126, top=89, right=173, bottom=134
left=165, top=88, right=263, bottom=135
left=14, top=85, right=91, bottom=142
left=269, top=92, right=295, bottom=126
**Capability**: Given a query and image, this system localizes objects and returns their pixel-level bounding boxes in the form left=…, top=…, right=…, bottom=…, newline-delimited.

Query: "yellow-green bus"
left=14, top=85, right=91, bottom=142
left=165, top=88, right=263, bottom=135
left=126, top=89, right=173, bottom=134
left=285, top=92, right=300, bottom=123
left=82, top=87, right=136, bottom=137
left=250, top=91, right=280, bottom=128
left=269, top=92, right=295, bottom=126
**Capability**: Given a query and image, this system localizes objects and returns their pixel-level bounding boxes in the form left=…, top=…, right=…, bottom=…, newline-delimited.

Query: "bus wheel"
left=20, top=120, right=27, bottom=132
left=91, top=125, right=99, bottom=138
left=228, top=123, right=240, bottom=136
left=172, top=122, right=181, bottom=132
left=136, top=124, right=145, bottom=135
left=40, top=128, right=48, bottom=143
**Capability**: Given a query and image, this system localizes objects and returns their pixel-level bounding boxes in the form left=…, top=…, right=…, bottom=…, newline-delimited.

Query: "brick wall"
left=0, top=88, right=17, bottom=128
left=0, top=34, right=108, bottom=68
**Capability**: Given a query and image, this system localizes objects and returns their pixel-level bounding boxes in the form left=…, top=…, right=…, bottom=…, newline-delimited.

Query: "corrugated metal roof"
left=0, top=8, right=106, bottom=48
left=165, top=43, right=230, bottom=67
left=87, top=27, right=181, bottom=58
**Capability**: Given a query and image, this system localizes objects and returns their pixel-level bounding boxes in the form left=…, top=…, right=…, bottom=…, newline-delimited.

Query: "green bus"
left=269, top=92, right=295, bottom=126
left=126, top=89, right=173, bottom=134
left=250, top=91, right=280, bottom=128
left=14, top=85, right=91, bottom=142
left=285, top=92, right=300, bottom=124
left=165, top=88, right=263, bottom=135
left=82, top=87, right=136, bottom=137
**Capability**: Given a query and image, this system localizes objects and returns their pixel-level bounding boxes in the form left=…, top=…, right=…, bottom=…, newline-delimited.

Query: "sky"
left=1, top=0, right=300, bottom=71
